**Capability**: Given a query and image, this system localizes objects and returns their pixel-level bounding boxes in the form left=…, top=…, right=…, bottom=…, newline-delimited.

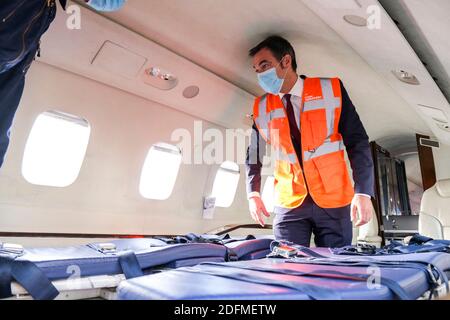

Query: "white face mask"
left=256, top=60, right=288, bottom=94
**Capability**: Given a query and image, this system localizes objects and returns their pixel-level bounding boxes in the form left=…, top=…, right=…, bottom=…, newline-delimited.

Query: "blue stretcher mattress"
left=15, top=240, right=226, bottom=280
left=116, top=251, right=450, bottom=300
left=6, top=236, right=273, bottom=281
left=1, top=236, right=274, bottom=299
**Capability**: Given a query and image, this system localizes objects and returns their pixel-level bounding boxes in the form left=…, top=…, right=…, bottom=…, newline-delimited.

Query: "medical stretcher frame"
left=0, top=233, right=274, bottom=300
left=2, top=232, right=449, bottom=300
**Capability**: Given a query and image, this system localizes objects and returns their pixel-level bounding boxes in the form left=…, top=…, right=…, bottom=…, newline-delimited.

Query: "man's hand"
left=351, top=194, right=373, bottom=227
left=249, top=196, right=270, bottom=227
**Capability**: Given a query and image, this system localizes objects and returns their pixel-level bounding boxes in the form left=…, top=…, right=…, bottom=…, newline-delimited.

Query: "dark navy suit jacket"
left=245, top=78, right=375, bottom=216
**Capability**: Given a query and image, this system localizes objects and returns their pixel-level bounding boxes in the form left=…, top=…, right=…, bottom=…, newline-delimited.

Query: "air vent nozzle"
left=392, top=70, right=420, bottom=85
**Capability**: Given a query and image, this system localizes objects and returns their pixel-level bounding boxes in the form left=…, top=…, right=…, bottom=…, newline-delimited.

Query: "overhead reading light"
left=343, top=15, right=368, bottom=27
left=146, top=67, right=176, bottom=81
left=392, top=70, right=420, bottom=85
left=142, top=66, right=178, bottom=90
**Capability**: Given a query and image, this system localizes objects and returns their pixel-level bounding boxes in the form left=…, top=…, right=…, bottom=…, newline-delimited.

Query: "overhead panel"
left=38, top=3, right=254, bottom=130
left=92, top=41, right=147, bottom=79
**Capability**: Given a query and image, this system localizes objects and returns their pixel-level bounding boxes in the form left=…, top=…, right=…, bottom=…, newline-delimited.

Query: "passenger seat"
left=419, top=179, right=450, bottom=240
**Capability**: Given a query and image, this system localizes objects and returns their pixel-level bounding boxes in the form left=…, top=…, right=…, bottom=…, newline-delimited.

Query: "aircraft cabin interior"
left=0, top=0, right=450, bottom=304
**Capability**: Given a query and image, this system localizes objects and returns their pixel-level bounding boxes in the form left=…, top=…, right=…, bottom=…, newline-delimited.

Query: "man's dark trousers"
left=273, top=194, right=353, bottom=248
left=0, top=0, right=58, bottom=168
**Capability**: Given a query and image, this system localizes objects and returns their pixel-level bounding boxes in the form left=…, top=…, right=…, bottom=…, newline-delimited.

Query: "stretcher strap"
left=166, top=234, right=259, bottom=262
left=332, top=237, right=450, bottom=256
left=294, top=246, right=328, bottom=258
left=118, top=251, right=144, bottom=279
left=408, top=234, right=434, bottom=245
left=197, top=262, right=412, bottom=300
left=87, top=244, right=144, bottom=279
left=0, top=257, right=13, bottom=298
left=0, top=257, right=59, bottom=300
left=269, top=241, right=329, bottom=258
left=186, top=233, right=256, bottom=245
left=390, top=243, right=450, bottom=254
left=288, top=258, right=449, bottom=297
left=290, top=257, right=448, bottom=285
left=157, top=233, right=256, bottom=246
left=177, top=266, right=342, bottom=300
left=332, top=245, right=378, bottom=256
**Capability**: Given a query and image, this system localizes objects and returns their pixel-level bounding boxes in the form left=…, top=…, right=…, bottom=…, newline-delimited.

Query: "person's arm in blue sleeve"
left=86, top=0, right=126, bottom=12
left=245, top=122, right=266, bottom=199
left=338, top=80, right=375, bottom=198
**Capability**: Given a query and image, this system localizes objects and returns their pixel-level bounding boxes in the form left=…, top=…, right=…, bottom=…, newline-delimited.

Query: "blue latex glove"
left=87, top=0, right=126, bottom=12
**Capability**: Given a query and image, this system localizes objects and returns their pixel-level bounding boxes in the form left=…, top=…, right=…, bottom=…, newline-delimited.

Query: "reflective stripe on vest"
left=274, top=150, right=297, bottom=164
left=303, top=79, right=340, bottom=138
left=303, top=139, right=344, bottom=162
left=254, top=95, right=286, bottom=142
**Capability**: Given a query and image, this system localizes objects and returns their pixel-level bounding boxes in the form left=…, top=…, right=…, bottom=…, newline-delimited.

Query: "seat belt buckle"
left=96, top=243, right=117, bottom=255
left=268, top=244, right=298, bottom=259
left=356, top=243, right=377, bottom=255
left=0, top=242, right=25, bottom=256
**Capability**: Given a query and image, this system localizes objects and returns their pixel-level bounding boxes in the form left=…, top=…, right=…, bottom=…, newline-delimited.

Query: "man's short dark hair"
left=249, top=35, right=297, bottom=72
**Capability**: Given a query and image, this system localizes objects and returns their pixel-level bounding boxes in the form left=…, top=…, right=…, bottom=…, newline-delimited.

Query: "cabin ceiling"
left=69, top=0, right=450, bottom=150
left=379, top=0, right=450, bottom=105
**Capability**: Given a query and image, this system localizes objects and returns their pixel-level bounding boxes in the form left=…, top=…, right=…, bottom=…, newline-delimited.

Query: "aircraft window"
left=22, top=111, right=90, bottom=187
left=211, top=161, right=240, bottom=208
left=262, top=176, right=275, bottom=213
left=139, top=143, right=182, bottom=200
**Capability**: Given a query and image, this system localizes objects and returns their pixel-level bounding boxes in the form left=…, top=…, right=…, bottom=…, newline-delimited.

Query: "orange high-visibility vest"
left=253, top=77, right=354, bottom=209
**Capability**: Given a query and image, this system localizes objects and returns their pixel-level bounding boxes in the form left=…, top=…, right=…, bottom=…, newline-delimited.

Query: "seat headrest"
left=436, top=179, right=450, bottom=198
